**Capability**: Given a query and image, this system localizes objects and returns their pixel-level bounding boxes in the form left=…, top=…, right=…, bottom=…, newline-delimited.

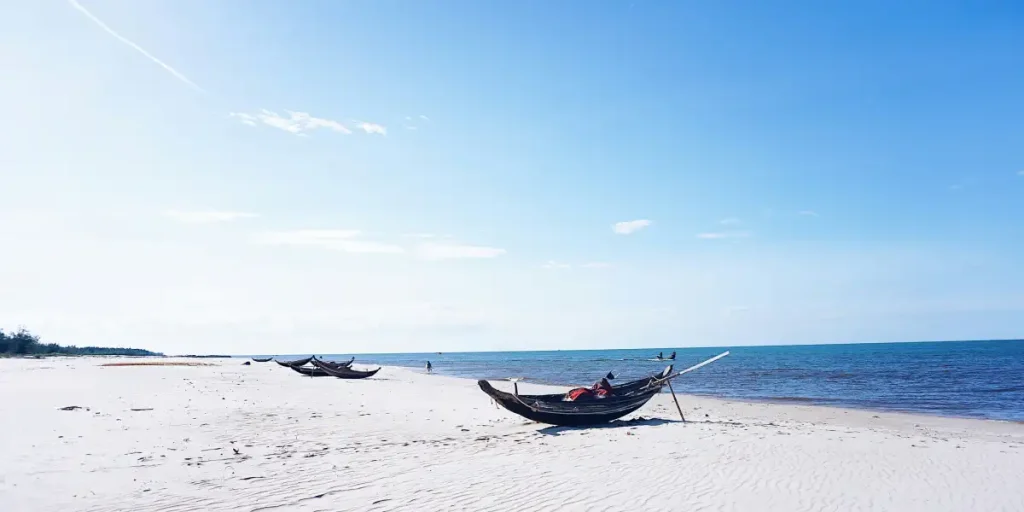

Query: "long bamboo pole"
left=666, top=379, right=685, bottom=422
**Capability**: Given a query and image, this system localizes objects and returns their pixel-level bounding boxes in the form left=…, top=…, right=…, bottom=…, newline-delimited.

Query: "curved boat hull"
left=289, top=365, right=332, bottom=377
left=312, top=356, right=354, bottom=368
left=478, top=380, right=660, bottom=426
left=276, top=356, right=313, bottom=367
left=311, top=359, right=380, bottom=379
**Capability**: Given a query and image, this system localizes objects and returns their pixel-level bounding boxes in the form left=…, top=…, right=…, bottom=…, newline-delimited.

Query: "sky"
left=1, top=1, right=1022, bottom=355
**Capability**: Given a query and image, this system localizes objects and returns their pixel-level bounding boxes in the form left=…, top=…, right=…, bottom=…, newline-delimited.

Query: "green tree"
left=0, top=327, right=161, bottom=356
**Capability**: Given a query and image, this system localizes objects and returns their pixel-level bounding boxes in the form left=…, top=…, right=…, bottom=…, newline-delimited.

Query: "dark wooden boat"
left=312, top=356, right=354, bottom=368
left=311, top=359, right=380, bottom=379
left=251, top=357, right=273, bottom=363
left=276, top=356, right=313, bottom=367
left=479, top=352, right=730, bottom=427
left=289, top=365, right=332, bottom=377
left=478, top=367, right=673, bottom=427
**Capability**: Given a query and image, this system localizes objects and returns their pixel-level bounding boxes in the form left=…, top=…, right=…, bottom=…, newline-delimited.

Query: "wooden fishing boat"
left=479, top=352, right=729, bottom=427
left=251, top=357, right=273, bottom=363
left=478, top=368, right=671, bottom=427
left=275, top=356, right=313, bottom=367
left=311, top=359, right=380, bottom=379
left=289, top=365, right=332, bottom=377
left=312, top=356, right=354, bottom=368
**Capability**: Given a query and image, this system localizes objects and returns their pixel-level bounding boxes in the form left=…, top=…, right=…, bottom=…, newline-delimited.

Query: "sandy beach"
left=2, top=358, right=1022, bottom=512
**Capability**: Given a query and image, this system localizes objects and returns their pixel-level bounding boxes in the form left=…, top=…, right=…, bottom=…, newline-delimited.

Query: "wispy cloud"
left=1017, top=170, right=1024, bottom=176
left=354, top=122, right=387, bottom=135
left=696, top=231, right=750, bottom=240
left=612, top=219, right=652, bottom=235
left=402, top=115, right=430, bottom=131
left=164, top=210, right=258, bottom=223
left=798, top=210, right=819, bottom=217
left=230, top=110, right=353, bottom=135
left=719, top=218, right=741, bottom=225
left=582, top=262, right=613, bottom=269
left=253, top=230, right=404, bottom=254
left=253, top=230, right=501, bottom=259
left=69, top=0, right=204, bottom=93
left=416, top=243, right=506, bottom=260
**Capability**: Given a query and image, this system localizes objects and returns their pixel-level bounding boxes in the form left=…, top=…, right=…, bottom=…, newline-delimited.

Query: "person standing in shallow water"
left=426, top=361, right=432, bottom=374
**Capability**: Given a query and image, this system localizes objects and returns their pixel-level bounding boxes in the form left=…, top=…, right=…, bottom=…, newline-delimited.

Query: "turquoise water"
left=281, top=340, right=1024, bottom=422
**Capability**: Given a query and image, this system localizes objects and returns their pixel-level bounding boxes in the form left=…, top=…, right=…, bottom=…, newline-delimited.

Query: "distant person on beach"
left=426, top=361, right=432, bottom=374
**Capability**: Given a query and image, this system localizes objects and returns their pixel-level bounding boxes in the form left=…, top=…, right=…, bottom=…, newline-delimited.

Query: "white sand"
left=2, top=358, right=1022, bottom=512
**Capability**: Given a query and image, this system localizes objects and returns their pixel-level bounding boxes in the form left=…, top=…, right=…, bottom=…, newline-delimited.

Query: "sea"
left=292, top=340, right=1024, bottom=422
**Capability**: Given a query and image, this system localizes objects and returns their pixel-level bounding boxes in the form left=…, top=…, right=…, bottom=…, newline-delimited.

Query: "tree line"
left=0, top=327, right=162, bottom=357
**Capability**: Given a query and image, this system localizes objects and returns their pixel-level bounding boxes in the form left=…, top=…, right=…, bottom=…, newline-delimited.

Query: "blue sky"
left=1, top=1, right=1022, bottom=354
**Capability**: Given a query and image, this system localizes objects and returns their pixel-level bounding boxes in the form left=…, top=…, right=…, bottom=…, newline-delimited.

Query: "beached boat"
left=289, top=365, right=333, bottom=377
left=478, top=368, right=671, bottom=426
left=276, top=356, right=313, bottom=367
left=251, top=357, right=273, bottom=363
left=311, top=359, right=380, bottom=379
left=479, top=352, right=729, bottom=427
left=312, top=356, right=354, bottom=368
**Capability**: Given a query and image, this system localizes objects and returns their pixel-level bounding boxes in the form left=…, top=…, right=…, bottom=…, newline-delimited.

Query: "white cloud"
left=798, top=210, right=820, bottom=217
left=416, top=243, right=506, bottom=260
left=230, top=110, right=353, bottom=135
left=1017, top=170, right=1024, bottom=176
left=252, top=230, right=501, bottom=258
left=355, top=121, right=387, bottom=135
left=232, top=114, right=257, bottom=127
left=253, top=229, right=404, bottom=254
left=582, top=262, right=612, bottom=269
left=69, top=0, right=205, bottom=93
left=697, top=231, right=750, bottom=240
left=164, top=210, right=258, bottom=223
left=719, top=218, right=741, bottom=225
left=612, top=219, right=652, bottom=235
left=253, top=229, right=361, bottom=244
left=402, top=115, right=430, bottom=131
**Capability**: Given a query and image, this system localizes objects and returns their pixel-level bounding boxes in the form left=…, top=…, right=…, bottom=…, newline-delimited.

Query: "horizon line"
left=200, top=337, right=1023, bottom=358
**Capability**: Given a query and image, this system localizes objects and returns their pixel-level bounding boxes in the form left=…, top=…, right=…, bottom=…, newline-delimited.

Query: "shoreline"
left=2, top=357, right=1022, bottom=511
left=378, top=362, right=1024, bottom=425
left=7, top=353, right=1021, bottom=424
left=460, top=366, right=1024, bottom=439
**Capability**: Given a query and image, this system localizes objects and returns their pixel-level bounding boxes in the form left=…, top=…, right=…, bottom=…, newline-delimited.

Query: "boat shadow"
left=537, top=416, right=680, bottom=436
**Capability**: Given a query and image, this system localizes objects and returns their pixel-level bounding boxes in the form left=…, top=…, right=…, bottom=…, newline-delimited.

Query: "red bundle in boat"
left=566, top=388, right=593, bottom=401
